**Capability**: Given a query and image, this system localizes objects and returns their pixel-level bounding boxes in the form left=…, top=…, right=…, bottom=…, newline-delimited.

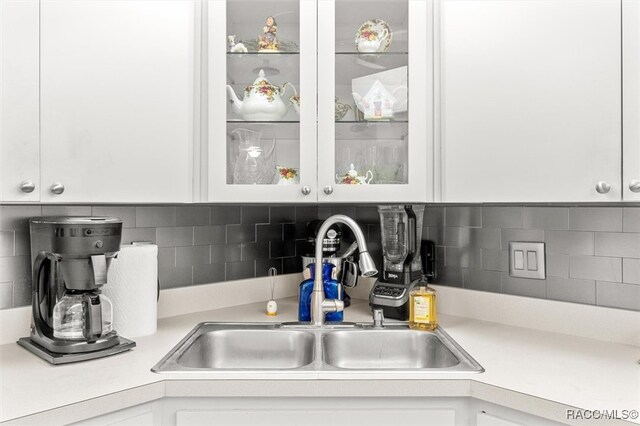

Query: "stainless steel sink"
left=153, top=324, right=316, bottom=371
left=152, top=322, right=483, bottom=373
left=323, top=329, right=460, bottom=369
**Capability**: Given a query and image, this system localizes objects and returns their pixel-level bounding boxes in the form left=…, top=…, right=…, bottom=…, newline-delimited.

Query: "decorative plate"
left=355, top=19, right=392, bottom=53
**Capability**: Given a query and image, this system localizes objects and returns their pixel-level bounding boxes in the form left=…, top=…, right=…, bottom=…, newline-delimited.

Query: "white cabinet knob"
left=50, top=182, right=65, bottom=195
left=595, top=181, right=611, bottom=194
left=629, top=180, right=640, bottom=193
left=323, top=185, right=334, bottom=195
left=301, top=186, right=311, bottom=196
left=20, top=180, right=35, bottom=193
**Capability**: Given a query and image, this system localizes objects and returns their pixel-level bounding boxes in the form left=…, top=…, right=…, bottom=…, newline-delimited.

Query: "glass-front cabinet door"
left=317, top=0, right=432, bottom=202
left=208, top=0, right=317, bottom=202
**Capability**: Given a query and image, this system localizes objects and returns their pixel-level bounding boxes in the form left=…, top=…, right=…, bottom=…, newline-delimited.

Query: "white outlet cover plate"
left=509, top=242, right=545, bottom=280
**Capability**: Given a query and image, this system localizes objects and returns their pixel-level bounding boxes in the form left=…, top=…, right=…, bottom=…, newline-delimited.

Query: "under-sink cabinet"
left=73, top=397, right=566, bottom=426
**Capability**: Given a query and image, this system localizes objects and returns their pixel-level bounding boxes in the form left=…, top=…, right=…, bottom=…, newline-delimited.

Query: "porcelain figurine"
left=227, top=69, right=297, bottom=121
left=355, top=19, right=392, bottom=53
left=258, top=16, right=279, bottom=52
left=227, top=35, right=248, bottom=53
left=352, top=80, right=407, bottom=121
left=337, top=164, right=373, bottom=185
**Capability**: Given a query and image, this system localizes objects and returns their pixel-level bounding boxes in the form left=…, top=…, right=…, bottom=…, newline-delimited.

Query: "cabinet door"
left=438, top=0, right=621, bottom=202
left=624, top=0, right=640, bottom=201
left=317, top=0, right=432, bottom=203
left=206, top=0, right=317, bottom=202
left=0, top=0, right=40, bottom=202
left=40, top=0, right=195, bottom=203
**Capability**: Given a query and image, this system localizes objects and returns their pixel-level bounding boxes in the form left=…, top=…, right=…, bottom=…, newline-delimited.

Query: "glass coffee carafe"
left=52, top=292, right=113, bottom=340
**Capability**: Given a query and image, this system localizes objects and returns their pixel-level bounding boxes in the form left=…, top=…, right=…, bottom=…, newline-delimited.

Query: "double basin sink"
left=152, top=322, right=484, bottom=373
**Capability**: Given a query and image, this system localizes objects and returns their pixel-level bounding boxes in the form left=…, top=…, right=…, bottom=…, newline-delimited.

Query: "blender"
left=17, top=217, right=135, bottom=364
left=369, top=205, right=425, bottom=320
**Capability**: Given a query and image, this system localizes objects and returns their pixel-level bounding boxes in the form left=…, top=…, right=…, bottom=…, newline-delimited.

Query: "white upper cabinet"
left=0, top=0, right=40, bottom=202
left=39, top=0, right=196, bottom=203
left=623, top=0, right=640, bottom=201
left=437, top=0, right=622, bottom=202
left=207, top=0, right=318, bottom=203
left=206, top=0, right=432, bottom=203
left=316, top=0, right=432, bottom=203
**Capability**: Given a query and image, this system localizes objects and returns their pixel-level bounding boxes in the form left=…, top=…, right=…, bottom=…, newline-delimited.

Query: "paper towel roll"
left=104, top=244, right=158, bottom=338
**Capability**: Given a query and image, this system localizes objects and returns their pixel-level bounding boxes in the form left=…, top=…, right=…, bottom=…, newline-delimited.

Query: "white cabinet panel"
left=177, top=408, right=455, bottom=426
left=624, top=0, right=640, bottom=201
left=0, top=0, right=40, bottom=202
left=40, top=0, right=195, bottom=203
left=439, top=0, right=621, bottom=202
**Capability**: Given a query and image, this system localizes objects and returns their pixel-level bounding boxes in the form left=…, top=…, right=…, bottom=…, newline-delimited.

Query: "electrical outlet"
left=509, top=242, right=545, bottom=280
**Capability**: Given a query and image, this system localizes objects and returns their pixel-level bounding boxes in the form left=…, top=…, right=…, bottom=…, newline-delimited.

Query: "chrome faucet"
left=310, top=215, right=378, bottom=326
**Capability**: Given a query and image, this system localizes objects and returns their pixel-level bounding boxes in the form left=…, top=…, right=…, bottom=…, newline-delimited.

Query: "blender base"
left=17, top=337, right=135, bottom=365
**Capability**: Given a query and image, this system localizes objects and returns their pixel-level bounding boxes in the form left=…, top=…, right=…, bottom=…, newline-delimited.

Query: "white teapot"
left=226, top=69, right=297, bottom=121
left=337, top=164, right=373, bottom=185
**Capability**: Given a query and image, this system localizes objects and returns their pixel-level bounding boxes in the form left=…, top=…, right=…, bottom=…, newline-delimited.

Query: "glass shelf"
left=227, top=52, right=300, bottom=55
left=335, top=121, right=408, bottom=140
left=227, top=121, right=300, bottom=140
left=227, top=120, right=300, bottom=123
left=335, top=52, right=408, bottom=56
left=227, top=54, right=300, bottom=86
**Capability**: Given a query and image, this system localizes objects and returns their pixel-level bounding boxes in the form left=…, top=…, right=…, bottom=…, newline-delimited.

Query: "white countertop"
left=1, top=292, right=639, bottom=425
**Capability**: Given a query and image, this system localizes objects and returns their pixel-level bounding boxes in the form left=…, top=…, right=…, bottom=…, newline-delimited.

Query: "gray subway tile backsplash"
left=0, top=281, right=13, bottom=309
left=1, top=204, right=639, bottom=312
left=156, top=226, right=194, bottom=247
left=42, top=205, right=92, bottom=216
left=595, top=232, right=640, bottom=258
left=501, top=274, right=546, bottom=299
left=596, top=281, right=640, bottom=311
left=136, top=206, right=177, bottom=227
left=622, top=208, right=640, bottom=233
left=546, top=254, right=570, bottom=278
left=569, top=207, right=622, bottom=232
left=176, top=206, right=211, bottom=227
left=0, top=232, right=13, bottom=257
left=545, top=231, right=594, bottom=256
left=482, top=206, right=523, bottom=229
left=445, top=206, right=481, bottom=227
left=622, top=258, right=640, bottom=285
left=425, top=205, right=640, bottom=311
left=568, top=256, right=622, bottom=282
left=546, top=276, right=596, bottom=305
left=522, top=207, right=569, bottom=230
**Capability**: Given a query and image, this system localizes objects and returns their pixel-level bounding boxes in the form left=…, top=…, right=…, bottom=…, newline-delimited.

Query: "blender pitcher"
left=231, top=128, right=276, bottom=184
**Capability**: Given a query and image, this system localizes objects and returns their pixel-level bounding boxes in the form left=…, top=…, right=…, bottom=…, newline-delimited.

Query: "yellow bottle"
left=409, top=285, right=437, bottom=331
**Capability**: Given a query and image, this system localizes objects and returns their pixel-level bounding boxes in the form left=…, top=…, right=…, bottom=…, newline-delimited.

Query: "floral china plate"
left=355, top=19, right=392, bottom=53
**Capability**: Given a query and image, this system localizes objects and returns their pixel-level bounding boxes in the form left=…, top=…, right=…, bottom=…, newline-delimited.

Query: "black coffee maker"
left=17, top=217, right=135, bottom=364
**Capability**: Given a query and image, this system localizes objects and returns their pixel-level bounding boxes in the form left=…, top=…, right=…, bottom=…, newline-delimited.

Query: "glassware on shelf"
left=231, top=128, right=276, bottom=184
